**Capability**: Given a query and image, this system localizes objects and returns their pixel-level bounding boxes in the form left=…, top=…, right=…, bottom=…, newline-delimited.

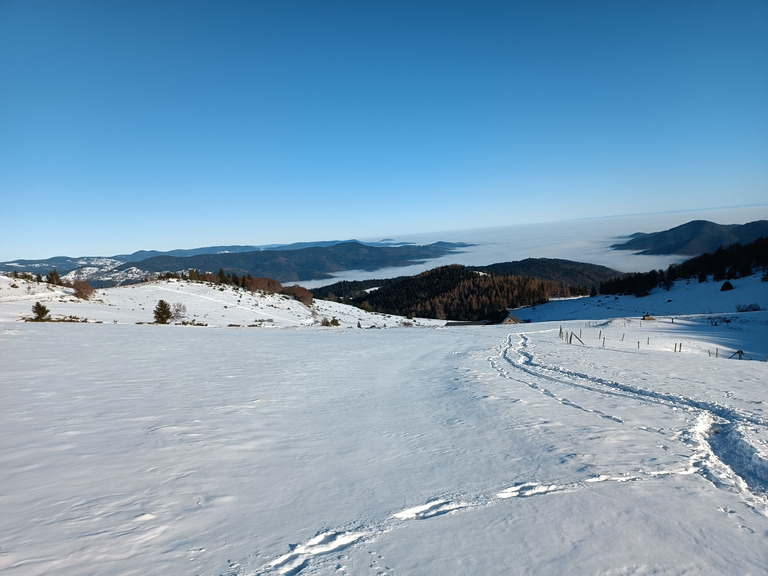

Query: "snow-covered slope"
left=516, top=273, right=767, bottom=321
left=514, top=273, right=768, bottom=361
left=1, top=273, right=767, bottom=575
left=0, top=276, right=438, bottom=329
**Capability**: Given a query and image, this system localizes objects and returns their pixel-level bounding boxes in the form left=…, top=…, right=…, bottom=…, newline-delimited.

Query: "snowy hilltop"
left=0, top=275, right=440, bottom=329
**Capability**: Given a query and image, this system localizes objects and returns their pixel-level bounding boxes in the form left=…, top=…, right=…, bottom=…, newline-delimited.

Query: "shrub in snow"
left=31, top=302, right=50, bottom=322
left=73, top=279, right=95, bottom=300
left=283, top=285, right=313, bottom=306
left=246, top=276, right=283, bottom=294
left=153, top=300, right=173, bottom=324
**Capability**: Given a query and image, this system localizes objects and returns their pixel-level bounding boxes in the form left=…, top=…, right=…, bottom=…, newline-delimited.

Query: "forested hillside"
left=471, top=258, right=618, bottom=288
left=313, top=257, right=617, bottom=301
left=343, top=265, right=588, bottom=322
left=610, top=219, right=768, bottom=255
left=600, top=237, right=768, bottom=296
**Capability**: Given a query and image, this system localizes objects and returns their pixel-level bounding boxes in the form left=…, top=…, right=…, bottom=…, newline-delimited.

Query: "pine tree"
left=46, top=269, right=62, bottom=285
left=32, top=302, right=50, bottom=321
left=153, top=300, right=173, bottom=324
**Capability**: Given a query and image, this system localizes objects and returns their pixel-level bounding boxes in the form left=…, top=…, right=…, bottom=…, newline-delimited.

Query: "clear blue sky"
left=1, top=0, right=766, bottom=260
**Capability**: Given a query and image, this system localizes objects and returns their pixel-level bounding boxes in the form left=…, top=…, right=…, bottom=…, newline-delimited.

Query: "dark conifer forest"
left=316, top=264, right=589, bottom=322
left=599, top=237, right=767, bottom=296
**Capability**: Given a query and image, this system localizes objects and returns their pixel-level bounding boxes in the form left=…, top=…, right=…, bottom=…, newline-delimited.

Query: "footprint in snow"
left=497, top=482, right=564, bottom=499
left=391, top=499, right=469, bottom=520
left=267, top=530, right=366, bottom=575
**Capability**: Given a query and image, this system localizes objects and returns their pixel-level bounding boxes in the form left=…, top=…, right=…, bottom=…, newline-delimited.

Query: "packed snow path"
left=1, top=322, right=767, bottom=575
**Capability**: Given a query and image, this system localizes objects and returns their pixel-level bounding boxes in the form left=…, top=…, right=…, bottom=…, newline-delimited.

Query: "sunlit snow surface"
left=1, top=274, right=767, bottom=575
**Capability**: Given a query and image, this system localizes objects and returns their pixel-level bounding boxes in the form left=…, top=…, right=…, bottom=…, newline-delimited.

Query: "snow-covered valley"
left=1, top=273, right=767, bottom=575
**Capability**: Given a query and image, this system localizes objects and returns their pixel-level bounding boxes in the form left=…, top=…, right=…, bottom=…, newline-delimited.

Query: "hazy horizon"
left=2, top=204, right=767, bottom=263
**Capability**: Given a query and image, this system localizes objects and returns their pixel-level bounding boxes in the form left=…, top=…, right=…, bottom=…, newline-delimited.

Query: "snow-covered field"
left=1, top=273, right=767, bottom=575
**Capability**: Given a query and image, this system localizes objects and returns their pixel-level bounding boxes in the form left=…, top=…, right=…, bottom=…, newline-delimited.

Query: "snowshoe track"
left=492, top=333, right=768, bottom=508
left=226, top=332, right=768, bottom=576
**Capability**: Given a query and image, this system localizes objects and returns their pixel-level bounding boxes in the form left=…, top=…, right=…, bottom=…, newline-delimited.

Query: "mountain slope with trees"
left=600, top=236, right=768, bottom=296
left=471, top=258, right=618, bottom=289
left=611, top=220, right=768, bottom=255
left=342, top=265, right=589, bottom=322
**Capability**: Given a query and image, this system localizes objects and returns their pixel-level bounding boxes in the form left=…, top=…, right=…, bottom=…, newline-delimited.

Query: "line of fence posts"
left=559, top=322, right=757, bottom=361
left=562, top=326, right=658, bottom=351
left=559, top=325, right=584, bottom=345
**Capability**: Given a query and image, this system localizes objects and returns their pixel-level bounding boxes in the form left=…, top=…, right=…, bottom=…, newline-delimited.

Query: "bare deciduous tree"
left=171, top=302, right=187, bottom=322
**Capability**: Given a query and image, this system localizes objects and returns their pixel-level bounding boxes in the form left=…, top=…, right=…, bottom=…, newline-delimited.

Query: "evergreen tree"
left=46, top=269, right=62, bottom=285
left=153, top=300, right=173, bottom=324
left=31, top=302, right=50, bottom=321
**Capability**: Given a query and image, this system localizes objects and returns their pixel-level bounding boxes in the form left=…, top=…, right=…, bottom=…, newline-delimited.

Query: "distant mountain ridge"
left=114, top=239, right=414, bottom=262
left=112, top=241, right=468, bottom=282
left=611, top=220, right=768, bottom=255
left=0, top=240, right=469, bottom=285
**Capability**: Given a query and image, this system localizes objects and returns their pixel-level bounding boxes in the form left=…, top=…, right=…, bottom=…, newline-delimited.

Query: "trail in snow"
left=240, top=471, right=679, bottom=576
left=491, top=332, right=768, bottom=512
left=241, top=461, right=718, bottom=576
left=227, top=329, right=768, bottom=576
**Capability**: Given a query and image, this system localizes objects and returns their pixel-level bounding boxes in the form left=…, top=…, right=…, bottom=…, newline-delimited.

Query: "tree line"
left=150, top=269, right=314, bottom=306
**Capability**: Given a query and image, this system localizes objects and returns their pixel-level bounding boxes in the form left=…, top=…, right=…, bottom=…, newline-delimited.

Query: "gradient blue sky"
left=1, top=0, right=767, bottom=260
